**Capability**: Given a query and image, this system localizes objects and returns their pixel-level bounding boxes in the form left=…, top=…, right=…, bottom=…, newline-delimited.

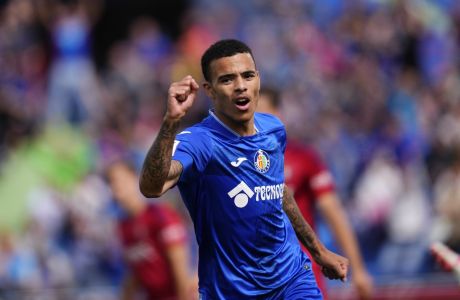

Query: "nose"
left=234, top=76, right=247, bottom=92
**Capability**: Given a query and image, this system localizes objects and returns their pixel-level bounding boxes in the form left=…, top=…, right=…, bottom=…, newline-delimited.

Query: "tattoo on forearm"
left=140, top=119, right=180, bottom=195
left=282, top=186, right=321, bottom=258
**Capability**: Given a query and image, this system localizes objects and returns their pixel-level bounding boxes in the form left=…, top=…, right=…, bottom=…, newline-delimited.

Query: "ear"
left=203, top=81, right=215, bottom=100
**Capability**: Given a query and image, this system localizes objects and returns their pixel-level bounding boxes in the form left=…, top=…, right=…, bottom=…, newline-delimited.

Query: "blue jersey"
left=172, top=110, right=310, bottom=299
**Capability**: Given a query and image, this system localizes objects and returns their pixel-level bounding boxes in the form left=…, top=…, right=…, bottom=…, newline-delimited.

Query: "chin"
left=235, top=111, right=254, bottom=123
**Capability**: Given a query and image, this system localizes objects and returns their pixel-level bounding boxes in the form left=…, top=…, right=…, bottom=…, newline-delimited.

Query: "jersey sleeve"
left=172, top=129, right=211, bottom=183
left=305, top=149, right=335, bottom=198
left=156, top=205, right=188, bottom=246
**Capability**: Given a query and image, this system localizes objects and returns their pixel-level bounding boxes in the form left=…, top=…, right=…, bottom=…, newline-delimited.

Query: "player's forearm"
left=140, top=117, right=180, bottom=197
left=282, top=185, right=326, bottom=260
left=318, top=194, right=366, bottom=271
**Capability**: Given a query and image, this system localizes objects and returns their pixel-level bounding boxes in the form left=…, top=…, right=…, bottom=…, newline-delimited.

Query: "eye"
left=219, top=76, right=233, bottom=84
left=243, top=72, right=256, bottom=80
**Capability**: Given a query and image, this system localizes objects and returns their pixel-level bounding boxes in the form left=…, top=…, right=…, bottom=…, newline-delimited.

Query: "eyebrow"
left=217, top=73, right=235, bottom=81
left=217, top=70, right=256, bottom=81
left=242, top=70, right=256, bottom=76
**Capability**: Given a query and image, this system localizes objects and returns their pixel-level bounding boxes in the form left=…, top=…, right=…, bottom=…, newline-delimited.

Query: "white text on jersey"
left=254, top=184, right=284, bottom=201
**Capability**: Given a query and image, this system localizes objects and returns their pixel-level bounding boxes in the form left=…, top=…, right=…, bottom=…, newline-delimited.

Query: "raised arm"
left=282, top=185, right=349, bottom=281
left=139, top=75, right=199, bottom=198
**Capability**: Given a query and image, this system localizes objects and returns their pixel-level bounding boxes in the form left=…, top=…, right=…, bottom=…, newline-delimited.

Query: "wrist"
left=163, top=114, right=183, bottom=123
left=311, top=243, right=327, bottom=262
left=158, top=116, right=181, bottom=139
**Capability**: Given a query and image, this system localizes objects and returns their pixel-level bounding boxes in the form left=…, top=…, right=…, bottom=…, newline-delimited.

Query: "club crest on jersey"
left=254, top=149, right=270, bottom=173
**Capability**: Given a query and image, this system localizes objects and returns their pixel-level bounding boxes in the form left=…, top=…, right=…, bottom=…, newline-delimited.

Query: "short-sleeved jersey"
left=284, top=140, right=335, bottom=228
left=118, top=203, right=187, bottom=300
left=172, top=110, right=309, bottom=299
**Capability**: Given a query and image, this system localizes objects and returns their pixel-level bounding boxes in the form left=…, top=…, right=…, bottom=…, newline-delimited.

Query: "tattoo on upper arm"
left=283, top=185, right=321, bottom=257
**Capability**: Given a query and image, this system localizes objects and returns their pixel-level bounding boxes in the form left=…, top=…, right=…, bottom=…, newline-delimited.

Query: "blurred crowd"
left=1, top=0, right=460, bottom=298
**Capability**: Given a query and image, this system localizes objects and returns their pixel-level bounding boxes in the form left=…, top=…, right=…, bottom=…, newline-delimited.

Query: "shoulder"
left=173, top=120, right=214, bottom=171
left=177, top=123, right=209, bottom=137
left=175, top=122, right=212, bottom=144
left=254, top=112, right=285, bottom=133
left=287, top=141, right=323, bottom=162
left=288, top=140, right=316, bottom=156
left=147, top=202, right=182, bottom=223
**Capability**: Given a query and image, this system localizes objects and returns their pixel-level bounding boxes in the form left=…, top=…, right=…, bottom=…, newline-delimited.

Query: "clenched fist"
left=165, top=75, right=199, bottom=121
left=316, top=248, right=349, bottom=282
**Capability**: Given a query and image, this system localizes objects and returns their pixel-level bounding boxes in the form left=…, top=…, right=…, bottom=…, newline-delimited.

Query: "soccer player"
left=257, top=87, right=373, bottom=299
left=106, top=160, right=197, bottom=300
left=139, top=39, right=348, bottom=299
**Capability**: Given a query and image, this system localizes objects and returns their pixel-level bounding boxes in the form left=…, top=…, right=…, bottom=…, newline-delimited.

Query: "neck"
left=213, top=111, right=256, bottom=136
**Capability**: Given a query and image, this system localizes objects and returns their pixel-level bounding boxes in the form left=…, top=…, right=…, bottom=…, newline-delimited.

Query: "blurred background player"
left=105, top=159, right=197, bottom=300
left=257, top=87, right=373, bottom=300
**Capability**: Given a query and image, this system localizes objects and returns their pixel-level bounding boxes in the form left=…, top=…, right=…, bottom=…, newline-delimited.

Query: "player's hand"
left=352, top=268, right=373, bottom=300
left=165, top=75, right=199, bottom=121
left=316, top=248, right=349, bottom=281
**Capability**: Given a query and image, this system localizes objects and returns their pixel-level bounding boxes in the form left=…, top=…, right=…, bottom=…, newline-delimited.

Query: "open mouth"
left=235, top=98, right=250, bottom=110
